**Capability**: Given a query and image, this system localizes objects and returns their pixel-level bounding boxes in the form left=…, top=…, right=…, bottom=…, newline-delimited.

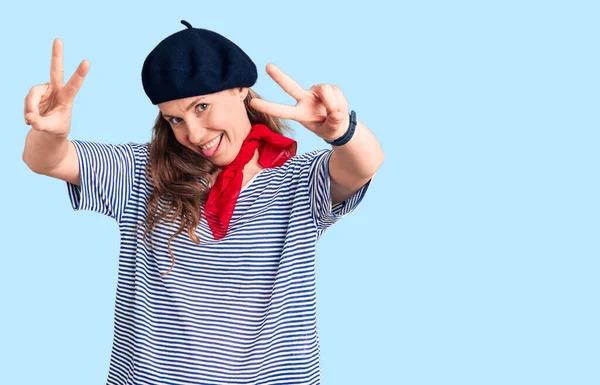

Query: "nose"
left=187, top=124, right=206, bottom=145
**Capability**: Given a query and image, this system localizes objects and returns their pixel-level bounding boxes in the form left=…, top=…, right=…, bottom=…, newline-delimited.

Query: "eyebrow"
left=162, top=97, right=207, bottom=119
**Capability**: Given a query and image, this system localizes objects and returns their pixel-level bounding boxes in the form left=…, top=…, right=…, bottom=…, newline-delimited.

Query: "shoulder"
left=129, top=141, right=150, bottom=157
left=118, top=141, right=151, bottom=167
left=278, top=148, right=332, bottom=172
left=70, top=140, right=150, bottom=161
left=258, top=149, right=333, bottom=191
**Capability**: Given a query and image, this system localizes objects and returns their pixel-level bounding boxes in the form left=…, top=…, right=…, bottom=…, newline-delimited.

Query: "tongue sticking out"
left=201, top=134, right=223, bottom=158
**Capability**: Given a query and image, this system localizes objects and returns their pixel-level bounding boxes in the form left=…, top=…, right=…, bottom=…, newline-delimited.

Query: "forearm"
left=330, top=119, right=384, bottom=178
left=22, top=128, right=70, bottom=174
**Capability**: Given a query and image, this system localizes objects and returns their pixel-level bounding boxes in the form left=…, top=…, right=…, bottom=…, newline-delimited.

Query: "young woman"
left=23, top=20, right=384, bottom=385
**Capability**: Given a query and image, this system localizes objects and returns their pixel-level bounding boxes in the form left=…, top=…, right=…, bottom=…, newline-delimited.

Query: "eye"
left=167, top=103, right=209, bottom=125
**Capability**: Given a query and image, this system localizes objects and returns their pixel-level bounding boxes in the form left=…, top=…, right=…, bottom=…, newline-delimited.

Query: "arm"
left=246, top=64, right=384, bottom=206
left=22, top=38, right=91, bottom=187
left=328, top=119, right=384, bottom=205
left=22, top=128, right=80, bottom=186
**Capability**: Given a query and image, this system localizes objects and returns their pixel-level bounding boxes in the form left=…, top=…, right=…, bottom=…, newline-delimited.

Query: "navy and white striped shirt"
left=66, top=140, right=372, bottom=385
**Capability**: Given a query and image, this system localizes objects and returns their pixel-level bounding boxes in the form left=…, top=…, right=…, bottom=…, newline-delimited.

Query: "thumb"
left=25, top=111, right=64, bottom=134
left=25, top=112, right=43, bottom=131
left=326, top=111, right=346, bottom=129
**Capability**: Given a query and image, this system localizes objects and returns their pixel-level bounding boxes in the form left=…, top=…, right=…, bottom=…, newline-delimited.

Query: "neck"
left=245, top=147, right=263, bottom=172
left=209, top=148, right=262, bottom=185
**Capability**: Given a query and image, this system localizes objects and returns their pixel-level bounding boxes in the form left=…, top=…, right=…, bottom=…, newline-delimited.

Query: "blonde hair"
left=136, top=88, right=294, bottom=277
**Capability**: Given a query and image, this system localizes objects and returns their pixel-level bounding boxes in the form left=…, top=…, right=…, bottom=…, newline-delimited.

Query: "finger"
left=25, top=106, right=64, bottom=133
left=24, top=96, right=33, bottom=125
left=24, top=106, right=42, bottom=129
left=325, top=110, right=347, bottom=129
left=25, top=112, right=42, bottom=130
left=30, top=109, right=63, bottom=133
left=62, top=60, right=90, bottom=103
left=250, top=98, right=300, bottom=120
left=332, top=85, right=348, bottom=112
left=265, top=63, right=307, bottom=101
left=50, top=38, right=64, bottom=85
left=315, top=84, right=339, bottom=116
left=25, top=84, right=49, bottom=118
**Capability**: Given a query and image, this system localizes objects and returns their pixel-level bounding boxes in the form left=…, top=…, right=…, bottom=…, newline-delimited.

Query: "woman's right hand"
left=24, top=38, right=90, bottom=138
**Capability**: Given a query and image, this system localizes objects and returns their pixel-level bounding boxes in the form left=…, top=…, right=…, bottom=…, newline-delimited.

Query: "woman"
left=23, top=20, right=384, bottom=385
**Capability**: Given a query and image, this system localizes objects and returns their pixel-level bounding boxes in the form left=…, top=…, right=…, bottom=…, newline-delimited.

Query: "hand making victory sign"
left=250, top=63, right=351, bottom=142
left=250, top=63, right=385, bottom=207
left=24, top=38, right=90, bottom=138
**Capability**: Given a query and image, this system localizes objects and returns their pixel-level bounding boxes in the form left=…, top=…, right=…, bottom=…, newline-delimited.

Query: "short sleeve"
left=66, top=140, right=138, bottom=222
left=303, top=149, right=374, bottom=232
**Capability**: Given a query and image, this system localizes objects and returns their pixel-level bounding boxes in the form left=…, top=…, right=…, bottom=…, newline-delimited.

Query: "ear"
left=238, top=87, right=250, bottom=101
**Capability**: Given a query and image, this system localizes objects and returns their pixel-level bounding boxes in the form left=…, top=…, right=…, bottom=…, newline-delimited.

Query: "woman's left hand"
left=250, top=63, right=350, bottom=142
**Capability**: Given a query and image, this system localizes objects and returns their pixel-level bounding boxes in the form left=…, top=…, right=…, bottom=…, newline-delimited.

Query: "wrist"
left=324, top=110, right=357, bottom=146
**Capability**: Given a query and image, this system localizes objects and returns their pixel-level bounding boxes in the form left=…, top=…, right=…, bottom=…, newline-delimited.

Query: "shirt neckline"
left=240, top=169, right=266, bottom=193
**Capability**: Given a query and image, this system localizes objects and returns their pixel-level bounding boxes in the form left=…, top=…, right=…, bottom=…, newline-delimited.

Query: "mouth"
left=199, top=133, right=224, bottom=158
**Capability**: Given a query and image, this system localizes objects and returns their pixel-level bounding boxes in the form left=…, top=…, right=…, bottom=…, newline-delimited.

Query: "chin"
left=211, top=154, right=234, bottom=167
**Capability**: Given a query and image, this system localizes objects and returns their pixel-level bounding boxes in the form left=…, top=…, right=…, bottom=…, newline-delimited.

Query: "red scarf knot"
left=204, top=123, right=297, bottom=240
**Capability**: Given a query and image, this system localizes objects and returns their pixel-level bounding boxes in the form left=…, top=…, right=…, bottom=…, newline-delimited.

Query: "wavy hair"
left=136, top=88, right=293, bottom=277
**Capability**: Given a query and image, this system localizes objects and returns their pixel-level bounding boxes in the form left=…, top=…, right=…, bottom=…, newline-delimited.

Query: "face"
left=158, top=87, right=251, bottom=166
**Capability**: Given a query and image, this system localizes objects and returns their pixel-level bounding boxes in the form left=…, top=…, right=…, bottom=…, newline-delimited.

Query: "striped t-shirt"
left=66, top=139, right=373, bottom=385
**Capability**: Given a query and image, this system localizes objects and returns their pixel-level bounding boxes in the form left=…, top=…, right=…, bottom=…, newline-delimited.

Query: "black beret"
left=141, top=20, right=258, bottom=105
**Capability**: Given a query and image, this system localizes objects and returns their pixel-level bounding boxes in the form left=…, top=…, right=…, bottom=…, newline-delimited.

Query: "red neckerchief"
left=204, top=123, right=297, bottom=240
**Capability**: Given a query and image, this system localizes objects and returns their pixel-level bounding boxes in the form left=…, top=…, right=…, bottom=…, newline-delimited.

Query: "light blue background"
left=2, top=1, right=598, bottom=384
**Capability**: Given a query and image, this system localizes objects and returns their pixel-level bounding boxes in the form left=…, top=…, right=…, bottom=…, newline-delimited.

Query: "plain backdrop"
left=2, top=1, right=598, bottom=384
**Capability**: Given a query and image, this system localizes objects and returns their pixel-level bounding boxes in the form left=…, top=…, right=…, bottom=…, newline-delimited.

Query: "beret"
left=141, top=20, right=258, bottom=105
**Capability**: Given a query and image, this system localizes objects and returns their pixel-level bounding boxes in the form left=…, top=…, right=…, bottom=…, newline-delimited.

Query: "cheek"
left=209, top=106, right=232, bottom=127
left=172, top=130, right=188, bottom=146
